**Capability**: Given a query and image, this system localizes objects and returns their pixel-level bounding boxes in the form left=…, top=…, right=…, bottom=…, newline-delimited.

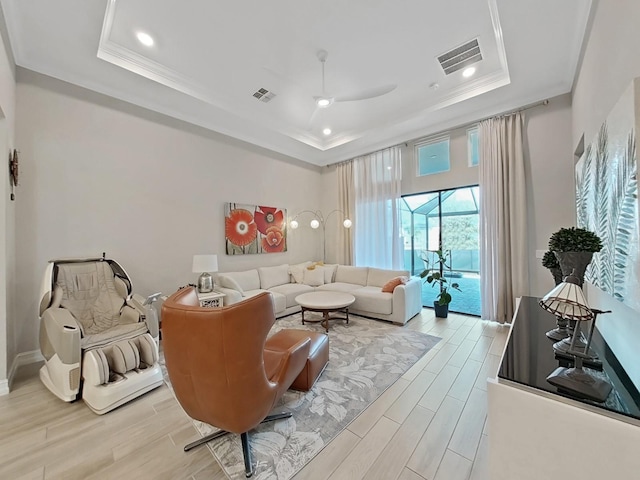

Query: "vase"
left=553, top=251, right=594, bottom=287
left=434, top=301, right=449, bottom=318
left=549, top=267, right=563, bottom=286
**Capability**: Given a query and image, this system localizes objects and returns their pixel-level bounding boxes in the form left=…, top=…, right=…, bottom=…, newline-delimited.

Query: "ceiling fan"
left=312, top=49, right=397, bottom=109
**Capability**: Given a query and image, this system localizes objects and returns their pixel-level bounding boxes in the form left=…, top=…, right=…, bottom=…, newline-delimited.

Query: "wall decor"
left=225, top=203, right=287, bottom=255
left=575, top=78, right=639, bottom=311
left=9, top=148, right=18, bottom=201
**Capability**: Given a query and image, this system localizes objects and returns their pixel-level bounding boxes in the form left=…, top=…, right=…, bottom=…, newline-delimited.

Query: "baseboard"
left=3, top=349, right=45, bottom=395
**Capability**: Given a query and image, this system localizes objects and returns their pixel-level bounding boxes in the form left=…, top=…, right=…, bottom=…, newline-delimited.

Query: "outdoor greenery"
left=419, top=249, right=461, bottom=306
left=548, top=227, right=603, bottom=252
left=442, top=216, right=479, bottom=250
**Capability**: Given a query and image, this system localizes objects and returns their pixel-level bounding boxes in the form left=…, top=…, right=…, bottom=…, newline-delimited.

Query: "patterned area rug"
left=162, top=313, right=440, bottom=480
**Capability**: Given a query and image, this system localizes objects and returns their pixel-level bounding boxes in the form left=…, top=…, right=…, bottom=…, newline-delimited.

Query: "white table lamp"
left=192, top=254, right=218, bottom=293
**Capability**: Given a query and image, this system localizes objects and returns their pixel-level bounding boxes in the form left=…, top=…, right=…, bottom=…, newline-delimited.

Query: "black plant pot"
left=554, top=251, right=594, bottom=287
left=550, top=267, right=563, bottom=286
left=434, top=301, right=449, bottom=318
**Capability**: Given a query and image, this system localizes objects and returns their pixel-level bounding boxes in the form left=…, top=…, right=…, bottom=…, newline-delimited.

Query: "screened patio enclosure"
left=400, top=186, right=481, bottom=316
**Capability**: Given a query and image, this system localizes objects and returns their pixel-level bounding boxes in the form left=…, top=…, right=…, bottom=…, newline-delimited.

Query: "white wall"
left=572, top=0, right=640, bottom=148
left=524, top=94, right=575, bottom=297
left=0, top=7, right=15, bottom=392
left=571, top=0, right=640, bottom=390
left=13, top=69, right=323, bottom=357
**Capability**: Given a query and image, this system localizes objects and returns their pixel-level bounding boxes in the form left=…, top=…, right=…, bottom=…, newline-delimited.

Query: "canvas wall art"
left=225, top=203, right=287, bottom=255
left=576, top=78, right=639, bottom=311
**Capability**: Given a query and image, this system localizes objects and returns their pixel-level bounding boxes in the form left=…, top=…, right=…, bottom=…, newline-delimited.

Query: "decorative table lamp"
left=539, top=271, right=612, bottom=402
left=192, top=254, right=218, bottom=293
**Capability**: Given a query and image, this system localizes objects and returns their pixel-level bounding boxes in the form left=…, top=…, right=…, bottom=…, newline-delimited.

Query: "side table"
left=197, top=290, right=225, bottom=308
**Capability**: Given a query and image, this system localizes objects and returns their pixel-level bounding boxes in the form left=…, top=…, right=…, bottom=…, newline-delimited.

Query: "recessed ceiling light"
left=429, top=82, right=440, bottom=90
left=462, top=67, right=476, bottom=78
left=136, top=32, right=154, bottom=47
left=323, top=128, right=332, bottom=136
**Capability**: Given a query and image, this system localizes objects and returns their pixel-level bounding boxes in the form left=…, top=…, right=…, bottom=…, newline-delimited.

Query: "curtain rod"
left=333, top=98, right=550, bottom=166
left=424, top=98, right=551, bottom=140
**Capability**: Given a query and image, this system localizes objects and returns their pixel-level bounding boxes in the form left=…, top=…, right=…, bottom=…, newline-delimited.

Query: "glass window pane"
left=468, top=127, right=479, bottom=166
left=417, top=138, right=450, bottom=176
left=440, top=187, right=478, bottom=214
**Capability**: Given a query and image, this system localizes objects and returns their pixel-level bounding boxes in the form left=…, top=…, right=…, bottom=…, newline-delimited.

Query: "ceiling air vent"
left=437, top=39, right=482, bottom=75
left=252, top=87, right=276, bottom=103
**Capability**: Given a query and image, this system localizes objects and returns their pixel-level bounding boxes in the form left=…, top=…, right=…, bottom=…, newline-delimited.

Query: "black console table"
left=487, top=296, right=640, bottom=480
left=498, top=296, right=640, bottom=420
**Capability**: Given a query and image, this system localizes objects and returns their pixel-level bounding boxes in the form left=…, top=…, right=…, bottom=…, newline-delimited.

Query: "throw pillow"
left=218, top=275, right=245, bottom=296
left=289, top=262, right=311, bottom=284
left=306, top=261, right=325, bottom=270
left=381, top=276, right=405, bottom=293
left=322, top=264, right=338, bottom=283
left=303, top=267, right=325, bottom=287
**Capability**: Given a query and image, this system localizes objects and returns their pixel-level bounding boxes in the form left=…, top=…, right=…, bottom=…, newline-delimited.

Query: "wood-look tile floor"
left=0, top=309, right=510, bottom=480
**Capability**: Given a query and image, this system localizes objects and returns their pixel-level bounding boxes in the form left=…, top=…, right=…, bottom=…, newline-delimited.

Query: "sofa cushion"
left=223, top=270, right=261, bottom=292
left=269, top=283, right=314, bottom=308
left=321, top=264, right=338, bottom=284
left=317, top=282, right=364, bottom=294
left=334, top=266, right=369, bottom=286
left=352, top=286, right=393, bottom=315
left=289, top=261, right=312, bottom=284
left=367, top=268, right=410, bottom=287
left=303, top=267, right=325, bottom=287
left=258, top=264, right=291, bottom=290
left=243, top=289, right=286, bottom=313
left=217, top=275, right=245, bottom=296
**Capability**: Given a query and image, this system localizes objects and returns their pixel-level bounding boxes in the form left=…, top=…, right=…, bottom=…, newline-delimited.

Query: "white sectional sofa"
left=216, top=263, right=422, bottom=325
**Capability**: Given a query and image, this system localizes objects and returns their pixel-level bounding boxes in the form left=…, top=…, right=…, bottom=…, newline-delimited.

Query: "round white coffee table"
left=295, top=291, right=356, bottom=332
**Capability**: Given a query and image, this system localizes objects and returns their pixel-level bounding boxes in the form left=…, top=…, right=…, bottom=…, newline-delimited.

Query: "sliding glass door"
left=400, top=186, right=480, bottom=316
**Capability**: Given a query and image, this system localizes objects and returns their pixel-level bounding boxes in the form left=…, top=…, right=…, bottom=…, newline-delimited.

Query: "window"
left=416, top=136, right=450, bottom=176
left=468, top=127, right=479, bottom=166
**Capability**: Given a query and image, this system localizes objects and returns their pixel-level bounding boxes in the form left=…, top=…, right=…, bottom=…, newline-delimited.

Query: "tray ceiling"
left=1, top=0, right=592, bottom=166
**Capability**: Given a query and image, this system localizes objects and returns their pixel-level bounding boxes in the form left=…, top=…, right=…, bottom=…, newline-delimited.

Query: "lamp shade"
left=539, top=280, right=593, bottom=321
left=192, top=254, right=218, bottom=273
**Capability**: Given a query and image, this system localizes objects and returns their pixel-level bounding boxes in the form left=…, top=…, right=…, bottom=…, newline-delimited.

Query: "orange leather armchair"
left=162, top=288, right=311, bottom=478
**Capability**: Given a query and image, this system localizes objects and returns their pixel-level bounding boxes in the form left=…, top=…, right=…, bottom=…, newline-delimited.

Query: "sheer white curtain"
left=351, top=146, right=403, bottom=269
left=336, top=161, right=355, bottom=265
left=479, top=112, right=529, bottom=323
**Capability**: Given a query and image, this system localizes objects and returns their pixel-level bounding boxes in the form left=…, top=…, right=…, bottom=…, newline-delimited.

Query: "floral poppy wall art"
left=225, top=203, right=287, bottom=255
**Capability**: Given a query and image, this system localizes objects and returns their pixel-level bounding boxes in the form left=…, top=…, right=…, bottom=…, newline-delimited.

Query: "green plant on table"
left=419, top=249, right=461, bottom=306
left=548, top=227, right=603, bottom=252
left=542, top=250, right=560, bottom=269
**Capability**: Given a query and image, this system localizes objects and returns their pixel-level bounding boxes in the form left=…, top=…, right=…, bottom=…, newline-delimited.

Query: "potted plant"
left=419, top=249, right=461, bottom=318
left=548, top=227, right=603, bottom=286
left=542, top=250, right=563, bottom=286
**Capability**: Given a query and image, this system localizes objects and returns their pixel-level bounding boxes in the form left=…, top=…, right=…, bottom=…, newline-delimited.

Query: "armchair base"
left=184, top=412, right=293, bottom=478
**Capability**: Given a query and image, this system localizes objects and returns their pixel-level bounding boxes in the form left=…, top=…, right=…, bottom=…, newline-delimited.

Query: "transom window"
left=416, top=136, right=450, bottom=176
left=468, top=127, right=479, bottom=167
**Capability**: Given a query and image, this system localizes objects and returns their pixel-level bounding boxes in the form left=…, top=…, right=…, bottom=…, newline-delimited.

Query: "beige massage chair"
left=38, top=257, right=163, bottom=414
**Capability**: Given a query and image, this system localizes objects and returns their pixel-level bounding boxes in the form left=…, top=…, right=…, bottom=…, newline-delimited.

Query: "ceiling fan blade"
left=307, top=106, right=321, bottom=130
left=335, top=84, right=397, bottom=103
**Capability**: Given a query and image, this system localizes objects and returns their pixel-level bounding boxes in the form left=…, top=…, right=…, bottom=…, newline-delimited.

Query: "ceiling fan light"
left=316, top=97, right=332, bottom=108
